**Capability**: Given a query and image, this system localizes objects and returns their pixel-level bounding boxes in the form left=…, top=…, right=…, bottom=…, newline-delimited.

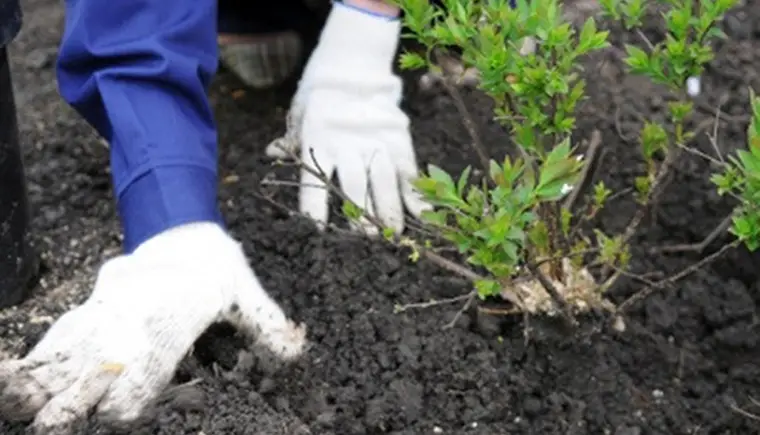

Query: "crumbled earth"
left=3, top=0, right=760, bottom=433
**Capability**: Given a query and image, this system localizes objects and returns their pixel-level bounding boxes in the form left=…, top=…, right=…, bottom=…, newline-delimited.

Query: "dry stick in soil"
left=563, top=129, right=603, bottom=211
left=617, top=241, right=738, bottom=311
left=650, top=215, right=732, bottom=254
left=728, top=396, right=760, bottom=422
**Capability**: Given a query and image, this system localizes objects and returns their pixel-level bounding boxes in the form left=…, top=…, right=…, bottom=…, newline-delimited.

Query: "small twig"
left=261, top=179, right=327, bottom=189
left=568, top=185, right=632, bottom=240
left=749, top=396, right=760, bottom=409
left=601, top=147, right=681, bottom=286
left=696, top=100, right=750, bottom=124
left=730, top=402, right=760, bottom=422
left=673, top=141, right=723, bottom=166
left=635, top=29, right=656, bottom=52
left=607, top=187, right=635, bottom=203
left=533, top=248, right=599, bottom=268
left=525, top=262, right=578, bottom=327
left=478, top=306, right=521, bottom=315
left=707, top=103, right=726, bottom=164
left=617, top=241, right=737, bottom=311
left=443, top=292, right=477, bottom=330
left=435, top=51, right=492, bottom=174
left=563, top=129, right=602, bottom=211
left=605, top=264, right=659, bottom=288
left=395, top=292, right=474, bottom=313
left=650, top=215, right=732, bottom=254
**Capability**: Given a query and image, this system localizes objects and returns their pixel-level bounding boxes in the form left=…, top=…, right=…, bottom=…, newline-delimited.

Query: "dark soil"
left=3, top=0, right=760, bottom=433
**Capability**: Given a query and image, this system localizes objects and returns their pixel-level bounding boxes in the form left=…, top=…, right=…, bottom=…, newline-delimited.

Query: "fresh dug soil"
left=4, top=0, right=760, bottom=433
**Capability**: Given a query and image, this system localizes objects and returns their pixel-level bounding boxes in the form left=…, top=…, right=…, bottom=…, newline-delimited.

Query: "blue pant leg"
left=57, top=0, right=224, bottom=253
left=0, top=0, right=21, bottom=48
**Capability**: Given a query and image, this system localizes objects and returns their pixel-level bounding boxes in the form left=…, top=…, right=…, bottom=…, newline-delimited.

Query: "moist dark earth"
left=3, top=0, right=760, bottom=433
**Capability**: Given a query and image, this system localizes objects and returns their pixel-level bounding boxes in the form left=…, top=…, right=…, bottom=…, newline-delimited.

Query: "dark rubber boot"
left=0, top=46, right=38, bottom=308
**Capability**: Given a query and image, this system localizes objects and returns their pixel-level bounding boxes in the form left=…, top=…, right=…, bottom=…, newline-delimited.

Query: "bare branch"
left=617, top=241, right=737, bottom=311
left=601, top=147, right=680, bottom=287
left=525, top=262, right=578, bottom=327
left=434, top=51, right=492, bottom=174
left=731, top=405, right=760, bottom=421
left=650, top=215, right=732, bottom=254
left=443, top=292, right=477, bottom=330
left=563, top=129, right=602, bottom=211
left=394, top=292, right=474, bottom=313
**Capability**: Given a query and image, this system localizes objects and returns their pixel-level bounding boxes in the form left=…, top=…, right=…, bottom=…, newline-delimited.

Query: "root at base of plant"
left=505, top=258, right=615, bottom=317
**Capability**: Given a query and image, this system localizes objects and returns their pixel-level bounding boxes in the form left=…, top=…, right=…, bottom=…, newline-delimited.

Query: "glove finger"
left=96, top=360, right=167, bottom=427
left=368, top=151, right=405, bottom=233
left=336, top=151, right=377, bottom=235
left=265, top=105, right=305, bottom=159
left=0, top=359, right=54, bottom=421
left=265, top=136, right=296, bottom=159
left=31, top=363, right=123, bottom=435
left=227, top=271, right=307, bottom=361
left=388, top=134, right=432, bottom=218
left=299, top=145, right=336, bottom=229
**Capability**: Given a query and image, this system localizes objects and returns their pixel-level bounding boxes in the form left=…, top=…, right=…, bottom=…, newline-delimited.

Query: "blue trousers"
left=58, top=0, right=223, bottom=253
left=2, top=0, right=222, bottom=253
left=1, top=0, right=326, bottom=254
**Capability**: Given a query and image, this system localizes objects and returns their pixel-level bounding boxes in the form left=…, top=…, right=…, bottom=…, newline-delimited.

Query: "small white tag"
left=686, top=76, right=701, bottom=97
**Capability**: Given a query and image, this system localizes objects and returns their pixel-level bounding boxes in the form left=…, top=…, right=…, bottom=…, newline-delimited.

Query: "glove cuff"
left=133, top=221, right=233, bottom=261
left=313, top=1, right=400, bottom=70
left=119, top=165, right=224, bottom=253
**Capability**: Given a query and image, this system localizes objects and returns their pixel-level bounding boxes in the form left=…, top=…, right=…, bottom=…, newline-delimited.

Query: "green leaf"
left=536, top=139, right=582, bottom=200
left=421, top=209, right=448, bottom=227
left=489, top=160, right=503, bottom=184
left=342, top=200, right=363, bottom=221
left=620, top=0, right=645, bottom=28
left=382, top=227, right=396, bottom=241
left=624, top=44, right=650, bottom=74
left=457, top=165, right=473, bottom=195
left=593, top=181, right=612, bottom=207
left=664, top=4, right=691, bottom=40
left=738, top=149, right=760, bottom=176
left=398, top=51, right=427, bottom=70
left=427, top=164, right=455, bottom=187
left=640, top=122, right=668, bottom=159
left=578, top=18, right=598, bottom=48
left=475, top=279, right=501, bottom=299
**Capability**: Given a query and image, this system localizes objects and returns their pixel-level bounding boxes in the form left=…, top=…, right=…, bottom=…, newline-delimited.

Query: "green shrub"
left=341, top=0, right=755, bottom=320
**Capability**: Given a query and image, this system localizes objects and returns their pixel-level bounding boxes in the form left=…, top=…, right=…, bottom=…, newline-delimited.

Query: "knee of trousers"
left=0, top=45, right=39, bottom=309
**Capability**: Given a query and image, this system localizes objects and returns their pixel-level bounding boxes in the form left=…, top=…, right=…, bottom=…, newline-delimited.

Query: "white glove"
left=266, top=3, right=430, bottom=234
left=0, top=222, right=306, bottom=434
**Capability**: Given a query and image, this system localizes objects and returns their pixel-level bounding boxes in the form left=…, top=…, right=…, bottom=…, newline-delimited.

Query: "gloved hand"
left=266, top=2, right=430, bottom=234
left=0, top=222, right=306, bottom=434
